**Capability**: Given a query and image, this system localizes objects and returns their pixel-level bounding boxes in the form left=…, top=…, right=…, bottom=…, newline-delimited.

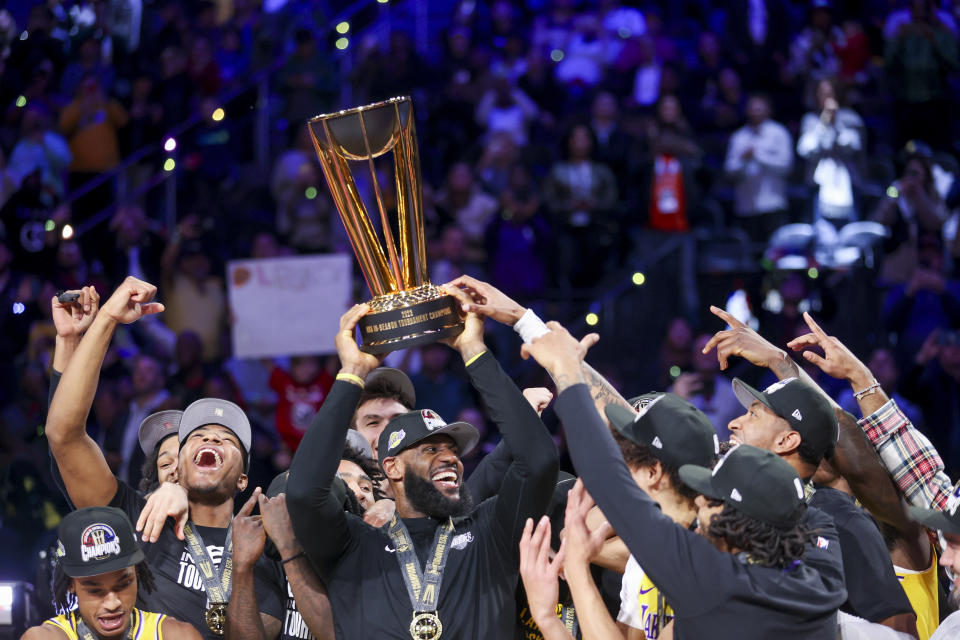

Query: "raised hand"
left=136, top=482, right=189, bottom=543
left=363, top=498, right=396, bottom=528
left=519, top=516, right=565, bottom=626
left=702, top=305, right=791, bottom=374
left=562, top=479, right=612, bottom=571
left=335, top=304, right=383, bottom=378
left=440, top=285, right=486, bottom=361
left=258, top=492, right=300, bottom=558
left=786, top=312, right=871, bottom=386
left=51, top=286, right=100, bottom=338
left=442, top=275, right=526, bottom=326
left=232, top=488, right=265, bottom=570
left=520, top=322, right=598, bottom=382
left=522, top=387, right=554, bottom=416
left=99, top=277, right=164, bottom=325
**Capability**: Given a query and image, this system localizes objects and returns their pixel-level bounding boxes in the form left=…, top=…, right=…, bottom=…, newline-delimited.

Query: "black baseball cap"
left=908, top=505, right=960, bottom=535
left=679, top=445, right=807, bottom=529
left=56, top=507, right=145, bottom=578
left=138, top=410, right=182, bottom=456
left=366, top=367, right=416, bottom=409
left=606, top=393, right=719, bottom=469
left=732, top=377, right=837, bottom=461
left=378, top=409, right=479, bottom=461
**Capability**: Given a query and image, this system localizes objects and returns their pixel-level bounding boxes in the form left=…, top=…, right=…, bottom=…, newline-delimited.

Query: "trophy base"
left=359, top=285, right=464, bottom=354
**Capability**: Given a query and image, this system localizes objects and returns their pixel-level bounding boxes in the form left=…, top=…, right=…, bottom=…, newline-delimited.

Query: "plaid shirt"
left=859, top=398, right=958, bottom=512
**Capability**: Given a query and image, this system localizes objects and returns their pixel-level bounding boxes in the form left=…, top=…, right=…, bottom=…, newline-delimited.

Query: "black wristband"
left=281, top=550, right=306, bottom=565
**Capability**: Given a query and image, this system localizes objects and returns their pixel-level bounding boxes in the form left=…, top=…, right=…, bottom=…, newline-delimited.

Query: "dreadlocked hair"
left=53, top=560, right=156, bottom=611
left=705, top=501, right=811, bottom=569
left=342, top=443, right=387, bottom=501
left=612, top=430, right=700, bottom=502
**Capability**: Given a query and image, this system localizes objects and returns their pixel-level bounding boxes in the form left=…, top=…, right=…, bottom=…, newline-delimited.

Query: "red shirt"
left=269, top=367, right=334, bottom=451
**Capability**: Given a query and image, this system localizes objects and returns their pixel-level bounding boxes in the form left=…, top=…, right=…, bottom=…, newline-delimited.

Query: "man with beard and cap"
left=907, top=505, right=960, bottom=639
left=515, top=318, right=847, bottom=639
left=46, top=277, right=274, bottom=639
left=21, top=506, right=201, bottom=640
left=285, top=300, right=558, bottom=639
left=704, top=306, right=924, bottom=637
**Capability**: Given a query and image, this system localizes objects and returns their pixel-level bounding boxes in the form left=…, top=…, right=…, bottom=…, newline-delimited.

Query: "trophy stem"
left=357, top=110, right=406, bottom=290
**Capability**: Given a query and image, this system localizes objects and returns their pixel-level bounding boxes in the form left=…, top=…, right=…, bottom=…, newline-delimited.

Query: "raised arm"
left=522, top=323, right=729, bottom=611
left=47, top=278, right=164, bottom=508
left=444, top=287, right=559, bottom=550
left=788, top=315, right=955, bottom=511
left=285, top=305, right=381, bottom=571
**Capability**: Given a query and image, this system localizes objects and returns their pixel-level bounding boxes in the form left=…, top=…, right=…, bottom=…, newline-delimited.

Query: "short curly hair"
left=704, top=500, right=811, bottom=569
left=612, top=430, right=699, bottom=502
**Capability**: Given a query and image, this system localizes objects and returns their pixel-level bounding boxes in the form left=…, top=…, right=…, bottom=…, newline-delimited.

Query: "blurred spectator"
left=0, top=148, right=17, bottom=211
left=724, top=94, right=793, bottom=242
left=59, top=36, right=114, bottom=99
left=590, top=91, right=637, bottom=195
left=157, top=45, right=193, bottom=130
left=59, top=74, right=129, bottom=219
left=430, top=226, right=472, bottom=284
left=269, top=355, right=334, bottom=452
left=797, top=78, right=864, bottom=226
left=435, top=162, right=498, bottom=264
left=104, top=205, right=165, bottom=288
left=883, top=233, right=960, bottom=365
left=726, top=0, right=789, bottom=93
left=884, top=0, right=959, bottom=149
left=698, top=67, right=745, bottom=135
left=874, top=153, right=948, bottom=281
left=0, top=168, right=63, bottom=277
left=629, top=36, right=661, bottom=108
left=531, top=0, right=577, bottom=55
left=837, top=347, right=924, bottom=427
left=900, top=327, right=960, bottom=470
left=8, top=105, right=71, bottom=198
left=785, top=1, right=843, bottom=110
left=187, top=36, right=221, bottom=98
left=485, top=165, right=551, bottom=302
left=554, top=14, right=610, bottom=89
left=111, top=354, right=171, bottom=487
left=544, top=123, right=617, bottom=286
left=671, top=333, right=742, bottom=440
left=169, top=330, right=213, bottom=408
left=161, top=218, right=227, bottom=362
left=124, top=74, right=163, bottom=152
left=475, top=131, right=520, bottom=195
left=647, top=95, right=701, bottom=232
left=410, top=343, right=472, bottom=421
left=658, top=316, right=694, bottom=389
left=475, top=75, right=539, bottom=146
left=216, top=26, right=250, bottom=89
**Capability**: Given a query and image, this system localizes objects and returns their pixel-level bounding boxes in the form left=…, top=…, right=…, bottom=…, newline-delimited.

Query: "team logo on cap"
left=816, top=536, right=830, bottom=549
left=388, top=429, right=406, bottom=451
left=730, top=488, right=743, bottom=502
left=215, top=408, right=224, bottom=417
left=421, top=410, right=446, bottom=431
left=651, top=436, right=663, bottom=449
left=791, top=409, right=803, bottom=421
left=55, top=540, right=66, bottom=558
left=80, top=524, right=121, bottom=562
left=633, top=395, right=665, bottom=421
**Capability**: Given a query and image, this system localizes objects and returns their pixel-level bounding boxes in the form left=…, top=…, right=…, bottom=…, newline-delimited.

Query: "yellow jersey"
left=619, top=555, right=675, bottom=639
left=895, top=548, right=939, bottom=640
left=42, top=608, right=166, bottom=640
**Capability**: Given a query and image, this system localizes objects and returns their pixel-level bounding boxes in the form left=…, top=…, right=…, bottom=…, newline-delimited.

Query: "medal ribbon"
left=560, top=603, right=578, bottom=637
left=183, top=521, right=234, bottom=605
left=76, top=609, right=138, bottom=640
left=386, top=514, right=455, bottom=614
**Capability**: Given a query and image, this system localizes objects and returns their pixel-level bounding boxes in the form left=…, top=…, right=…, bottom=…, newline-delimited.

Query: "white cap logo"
left=713, top=434, right=720, bottom=455
left=792, top=409, right=802, bottom=421
left=794, top=478, right=805, bottom=499
left=764, top=378, right=796, bottom=394
left=730, top=488, right=743, bottom=502
left=633, top=394, right=665, bottom=421
left=421, top=410, right=446, bottom=431
left=651, top=436, right=663, bottom=449
left=215, top=408, right=224, bottom=417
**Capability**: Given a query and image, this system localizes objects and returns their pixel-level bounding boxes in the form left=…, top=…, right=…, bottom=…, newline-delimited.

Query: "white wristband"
left=514, top=309, right=549, bottom=344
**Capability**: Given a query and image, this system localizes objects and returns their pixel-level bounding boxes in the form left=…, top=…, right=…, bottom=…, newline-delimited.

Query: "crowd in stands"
left=2, top=0, right=960, bottom=592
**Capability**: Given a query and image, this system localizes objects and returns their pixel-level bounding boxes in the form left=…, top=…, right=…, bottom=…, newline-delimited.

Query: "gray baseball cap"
left=345, top=429, right=374, bottom=458
left=179, top=398, right=252, bottom=469
left=138, top=410, right=182, bottom=456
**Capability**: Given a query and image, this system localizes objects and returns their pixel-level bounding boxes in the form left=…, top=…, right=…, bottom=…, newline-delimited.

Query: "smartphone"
left=56, top=291, right=81, bottom=304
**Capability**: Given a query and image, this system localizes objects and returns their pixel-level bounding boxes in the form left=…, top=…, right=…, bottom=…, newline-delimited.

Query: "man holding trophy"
left=284, top=97, right=559, bottom=639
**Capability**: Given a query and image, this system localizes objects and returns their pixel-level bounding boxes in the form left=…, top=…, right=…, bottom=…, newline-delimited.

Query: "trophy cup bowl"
left=308, top=97, right=464, bottom=354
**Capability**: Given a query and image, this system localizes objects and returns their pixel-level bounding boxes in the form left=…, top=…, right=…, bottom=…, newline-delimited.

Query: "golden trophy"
left=308, top=96, right=464, bottom=353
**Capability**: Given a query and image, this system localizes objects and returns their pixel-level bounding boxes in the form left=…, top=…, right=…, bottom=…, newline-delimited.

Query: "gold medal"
left=409, top=612, right=442, bottom=640
left=206, top=603, right=227, bottom=636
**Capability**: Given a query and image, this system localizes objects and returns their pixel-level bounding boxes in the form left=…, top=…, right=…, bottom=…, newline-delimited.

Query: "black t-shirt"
left=257, top=559, right=315, bottom=640
left=809, top=485, right=914, bottom=622
left=109, top=480, right=274, bottom=639
left=286, top=353, right=558, bottom=640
